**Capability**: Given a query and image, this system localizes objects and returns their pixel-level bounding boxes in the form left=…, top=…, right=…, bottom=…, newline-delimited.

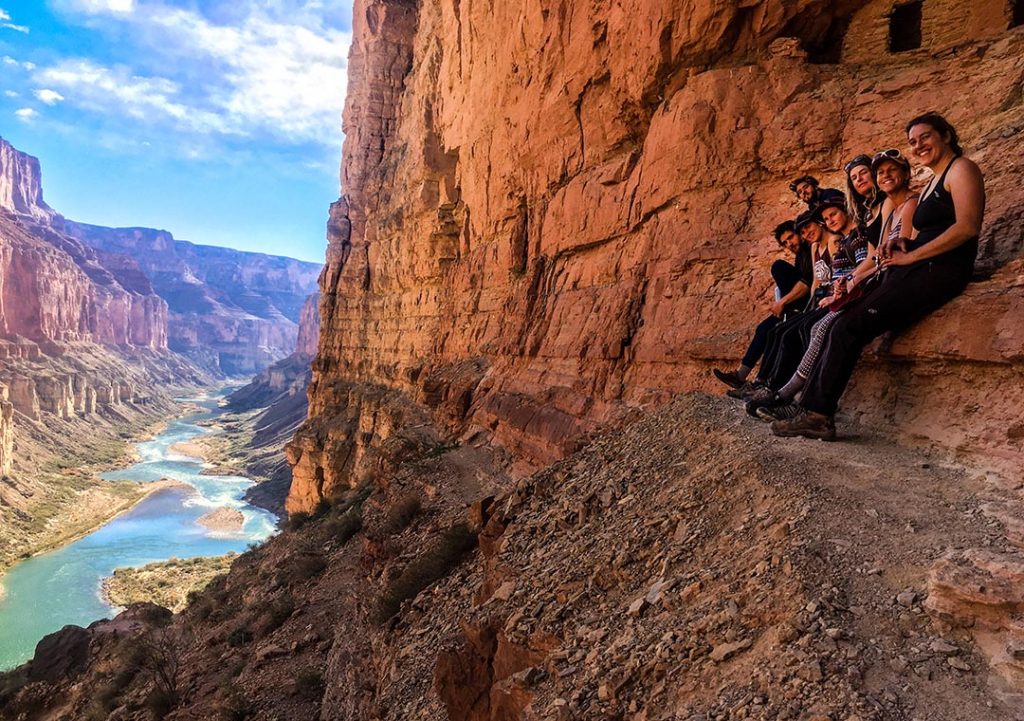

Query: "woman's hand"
left=769, top=299, right=785, bottom=318
left=879, top=250, right=916, bottom=269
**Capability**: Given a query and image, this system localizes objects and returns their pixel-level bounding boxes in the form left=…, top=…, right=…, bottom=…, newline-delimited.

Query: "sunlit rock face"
left=0, top=137, right=58, bottom=225
left=289, top=0, right=1024, bottom=514
left=64, top=222, right=322, bottom=376
left=0, top=139, right=170, bottom=351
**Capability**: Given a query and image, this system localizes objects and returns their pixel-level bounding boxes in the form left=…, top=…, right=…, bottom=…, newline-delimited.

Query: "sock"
left=735, top=364, right=752, bottom=381
left=777, top=373, right=806, bottom=401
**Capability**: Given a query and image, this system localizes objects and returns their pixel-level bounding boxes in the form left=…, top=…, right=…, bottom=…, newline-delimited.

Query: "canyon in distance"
left=2, top=1, right=1024, bottom=721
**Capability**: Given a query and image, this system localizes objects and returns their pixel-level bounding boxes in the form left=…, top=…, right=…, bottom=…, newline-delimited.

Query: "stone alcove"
left=843, top=0, right=1018, bottom=63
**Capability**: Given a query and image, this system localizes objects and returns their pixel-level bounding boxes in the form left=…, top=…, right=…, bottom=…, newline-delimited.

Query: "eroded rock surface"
left=291, top=0, right=1024, bottom=516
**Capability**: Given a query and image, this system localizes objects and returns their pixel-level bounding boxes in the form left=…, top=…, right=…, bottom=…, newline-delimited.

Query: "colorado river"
left=0, top=392, right=277, bottom=671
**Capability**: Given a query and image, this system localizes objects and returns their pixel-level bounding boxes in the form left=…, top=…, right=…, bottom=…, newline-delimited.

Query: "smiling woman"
left=0, top=0, right=353, bottom=262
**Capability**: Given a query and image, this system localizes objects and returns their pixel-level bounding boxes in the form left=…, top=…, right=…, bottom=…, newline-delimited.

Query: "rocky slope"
left=2, top=395, right=1021, bottom=720
left=64, top=222, right=321, bottom=376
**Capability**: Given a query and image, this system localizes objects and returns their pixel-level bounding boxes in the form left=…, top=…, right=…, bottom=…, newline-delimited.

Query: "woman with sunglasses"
left=772, top=113, right=984, bottom=440
left=844, top=154, right=885, bottom=247
left=754, top=149, right=919, bottom=420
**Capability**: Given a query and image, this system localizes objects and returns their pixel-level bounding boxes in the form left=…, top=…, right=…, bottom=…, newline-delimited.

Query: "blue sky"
left=0, top=1, right=354, bottom=263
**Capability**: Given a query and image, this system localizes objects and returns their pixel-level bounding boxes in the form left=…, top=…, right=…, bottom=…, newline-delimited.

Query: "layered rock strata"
left=64, top=223, right=321, bottom=376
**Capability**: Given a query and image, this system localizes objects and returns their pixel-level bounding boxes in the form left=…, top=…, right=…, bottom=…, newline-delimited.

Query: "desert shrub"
left=382, top=494, right=422, bottom=536
left=253, top=595, right=295, bottom=637
left=293, top=668, right=325, bottom=701
left=145, top=687, right=176, bottom=720
left=291, top=553, right=327, bottom=580
left=422, top=442, right=460, bottom=460
left=226, top=627, right=252, bottom=647
left=286, top=511, right=313, bottom=531
left=214, top=682, right=250, bottom=721
left=86, top=668, right=138, bottom=720
left=374, top=523, right=477, bottom=623
left=325, top=508, right=362, bottom=545
left=119, top=629, right=179, bottom=717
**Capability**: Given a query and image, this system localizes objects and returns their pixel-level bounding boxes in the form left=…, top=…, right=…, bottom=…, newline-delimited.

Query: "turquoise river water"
left=0, top=392, right=277, bottom=671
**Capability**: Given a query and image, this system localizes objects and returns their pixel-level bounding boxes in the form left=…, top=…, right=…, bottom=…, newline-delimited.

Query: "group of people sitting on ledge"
left=712, top=112, right=985, bottom=441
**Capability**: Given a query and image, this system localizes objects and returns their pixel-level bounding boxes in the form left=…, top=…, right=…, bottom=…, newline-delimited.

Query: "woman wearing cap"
left=756, top=149, right=919, bottom=420
left=773, top=113, right=984, bottom=440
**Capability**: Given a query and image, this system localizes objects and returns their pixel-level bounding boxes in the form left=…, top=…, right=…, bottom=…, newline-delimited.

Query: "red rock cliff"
left=64, top=222, right=322, bottom=376
left=290, top=1, right=1023, bottom=514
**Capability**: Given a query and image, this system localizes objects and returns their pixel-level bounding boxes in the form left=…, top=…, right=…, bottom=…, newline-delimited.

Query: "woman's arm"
left=883, top=161, right=984, bottom=266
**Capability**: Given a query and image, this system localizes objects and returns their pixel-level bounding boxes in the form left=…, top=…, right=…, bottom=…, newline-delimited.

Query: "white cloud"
left=74, top=0, right=136, bottom=12
left=37, top=60, right=232, bottom=135
left=0, top=7, right=29, bottom=32
left=1, top=56, right=15, bottom=65
left=34, top=89, right=66, bottom=105
left=45, top=1, right=350, bottom=148
left=15, top=108, right=38, bottom=122
left=4, top=90, right=18, bottom=97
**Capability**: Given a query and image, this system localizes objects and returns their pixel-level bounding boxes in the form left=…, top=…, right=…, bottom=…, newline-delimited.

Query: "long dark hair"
left=844, top=154, right=879, bottom=222
left=905, top=112, right=964, bottom=156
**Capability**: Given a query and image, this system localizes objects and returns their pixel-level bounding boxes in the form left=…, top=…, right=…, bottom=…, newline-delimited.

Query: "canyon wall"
left=65, top=222, right=322, bottom=376
left=289, top=0, right=1024, bottom=514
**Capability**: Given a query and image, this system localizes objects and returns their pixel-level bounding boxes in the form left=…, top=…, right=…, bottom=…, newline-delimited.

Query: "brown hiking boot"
left=770, top=408, right=836, bottom=441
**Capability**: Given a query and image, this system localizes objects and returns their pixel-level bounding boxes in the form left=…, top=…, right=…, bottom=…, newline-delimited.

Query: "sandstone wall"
left=292, top=1, right=1019, bottom=512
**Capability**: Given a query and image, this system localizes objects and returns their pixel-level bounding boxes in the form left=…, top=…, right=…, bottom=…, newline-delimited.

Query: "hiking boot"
left=713, top=368, right=744, bottom=389
left=770, top=408, right=836, bottom=441
left=726, top=380, right=763, bottom=400
left=757, top=402, right=801, bottom=423
left=745, top=388, right=781, bottom=419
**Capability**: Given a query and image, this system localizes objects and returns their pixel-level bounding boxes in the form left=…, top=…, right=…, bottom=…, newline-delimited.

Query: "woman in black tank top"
left=771, top=113, right=986, bottom=441
left=880, top=114, right=984, bottom=272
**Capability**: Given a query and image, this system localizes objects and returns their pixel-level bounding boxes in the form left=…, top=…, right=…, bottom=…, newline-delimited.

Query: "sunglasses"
left=843, top=154, right=872, bottom=174
left=873, top=148, right=907, bottom=163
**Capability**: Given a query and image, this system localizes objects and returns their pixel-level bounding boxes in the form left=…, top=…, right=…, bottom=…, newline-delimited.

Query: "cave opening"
left=889, top=1, right=923, bottom=52
left=1013, top=0, right=1024, bottom=28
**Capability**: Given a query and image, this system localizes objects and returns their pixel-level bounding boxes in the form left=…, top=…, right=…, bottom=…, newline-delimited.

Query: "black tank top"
left=864, top=209, right=883, bottom=248
left=909, top=157, right=978, bottom=267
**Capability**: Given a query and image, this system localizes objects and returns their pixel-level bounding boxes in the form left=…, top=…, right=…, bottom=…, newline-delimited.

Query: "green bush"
left=286, top=511, right=313, bottom=531
left=374, top=523, right=477, bottom=623
left=144, top=688, right=176, bottom=720
left=214, top=683, right=250, bottom=721
left=293, top=668, right=326, bottom=701
left=325, top=508, right=363, bottom=545
left=382, top=494, right=422, bottom=536
left=226, top=628, right=252, bottom=647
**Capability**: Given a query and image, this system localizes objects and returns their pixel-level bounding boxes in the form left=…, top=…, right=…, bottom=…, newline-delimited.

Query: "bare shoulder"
left=949, top=157, right=983, bottom=186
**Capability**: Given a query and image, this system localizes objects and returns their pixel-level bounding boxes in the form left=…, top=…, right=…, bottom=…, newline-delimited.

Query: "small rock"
left=710, top=638, right=751, bottom=663
left=947, top=656, right=971, bottom=672
left=491, top=581, right=516, bottom=602
left=256, top=644, right=288, bottom=662
left=896, top=591, right=917, bottom=608
left=929, top=640, right=959, bottom=656
left=627, top=597, right=648, bottom=617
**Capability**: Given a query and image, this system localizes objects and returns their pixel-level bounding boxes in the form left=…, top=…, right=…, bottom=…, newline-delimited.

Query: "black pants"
left=740, top=261, right=806, bottom=368
left=757, top=307, right=828, bottom=388
left=801, top=258, right=972, bottom=416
